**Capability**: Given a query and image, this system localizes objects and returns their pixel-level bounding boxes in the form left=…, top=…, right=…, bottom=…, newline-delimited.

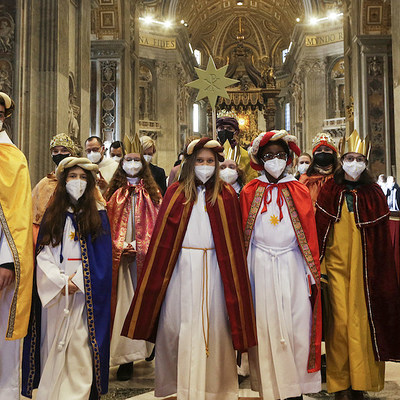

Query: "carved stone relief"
left=100, top=60, right=117, bottom=140
left=366, top=55, right=385, bottom=174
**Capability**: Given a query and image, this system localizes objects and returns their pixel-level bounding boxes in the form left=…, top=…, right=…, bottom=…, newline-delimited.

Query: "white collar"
left=0, top=130, right=14, bottom=145
left=257, top=172, right=296, bottom=184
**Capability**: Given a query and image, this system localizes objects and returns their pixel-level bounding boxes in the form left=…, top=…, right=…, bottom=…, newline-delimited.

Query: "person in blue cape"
left=22, top=157, right=112, bottom=400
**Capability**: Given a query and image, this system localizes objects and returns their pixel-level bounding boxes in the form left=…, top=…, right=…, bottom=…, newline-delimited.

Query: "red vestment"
left=107, top=181, right=160, bottom=329
left=122, top=181, right=257, bottom=352
left=240, top=178, right=322, bottom=372
left=316, top=178, right=400, bottom=361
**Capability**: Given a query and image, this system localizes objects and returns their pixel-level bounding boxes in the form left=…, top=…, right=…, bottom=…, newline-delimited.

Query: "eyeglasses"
left=124, top=157, right=141, bottom=162
left=261, top=152, right=288, bottom=162
left=344, top=155, right=365, bottom=162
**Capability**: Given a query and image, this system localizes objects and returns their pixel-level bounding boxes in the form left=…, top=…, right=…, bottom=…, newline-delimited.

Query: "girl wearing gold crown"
left=106, top=134, right=161, bottom=381
left=315, top=130, right=400, bottom=400
left=300, top=132, right=339, bottom=213
left=121, top=137, right=256, bottom=400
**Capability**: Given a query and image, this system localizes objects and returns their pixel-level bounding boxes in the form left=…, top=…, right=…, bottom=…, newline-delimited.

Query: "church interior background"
left=2, top=1, right=400, bottom=399
left=1, top=0, right=399, bottom=185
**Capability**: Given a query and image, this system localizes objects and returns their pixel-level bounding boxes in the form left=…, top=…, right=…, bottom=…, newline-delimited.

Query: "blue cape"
left=22, top=210, right=112, bottom=399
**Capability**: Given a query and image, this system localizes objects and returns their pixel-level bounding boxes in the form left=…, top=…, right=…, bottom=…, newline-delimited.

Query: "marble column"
left=16, top=0, right=92, bottom=185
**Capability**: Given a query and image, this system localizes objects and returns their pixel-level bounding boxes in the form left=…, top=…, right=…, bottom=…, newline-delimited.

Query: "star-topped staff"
left=186, top=56, right=239, bottom=139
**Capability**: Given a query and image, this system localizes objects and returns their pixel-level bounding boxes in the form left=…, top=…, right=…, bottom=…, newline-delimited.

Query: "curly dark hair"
left=39, top=167, right=103, bottom=247
left=106, top=154, right=161, bottom=204
left=306, top=152, right=339, bottom=177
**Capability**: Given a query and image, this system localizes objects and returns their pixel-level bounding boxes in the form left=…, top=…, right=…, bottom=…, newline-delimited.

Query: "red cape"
left=122, top=181, right=257, bottom=352
left=316, top=178, right=400, bottom=361
left=240, top=178, right=322, bottom=372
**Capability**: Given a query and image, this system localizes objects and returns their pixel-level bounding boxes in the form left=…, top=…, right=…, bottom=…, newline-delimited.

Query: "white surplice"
left=36, top=215, right=93, bottom=400
left=0, top=224, right=19, bottom=400
left=247, top=174, right=321, bottom=400
left=155, top=186, right=238, bottom=400
left=110, top=188, right=153, bottom=366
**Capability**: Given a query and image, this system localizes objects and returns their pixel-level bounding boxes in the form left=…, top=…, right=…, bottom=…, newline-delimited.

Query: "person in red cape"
left=122, top=137, right=257, bottom=400
left=299, top=132, right=339, bottom=213
left=315, top=130, right=400, bottom=400
left=240, top=130, right=322, bottom=400
left=106, top=145, right=161, bottom=381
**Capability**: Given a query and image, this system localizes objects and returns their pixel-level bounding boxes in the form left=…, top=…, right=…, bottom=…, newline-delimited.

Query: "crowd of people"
left=1, top=91, right=399, bottom=400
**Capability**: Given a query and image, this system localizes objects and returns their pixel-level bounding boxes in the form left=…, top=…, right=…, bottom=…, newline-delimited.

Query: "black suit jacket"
left=149, top=163, right=167, bottom=195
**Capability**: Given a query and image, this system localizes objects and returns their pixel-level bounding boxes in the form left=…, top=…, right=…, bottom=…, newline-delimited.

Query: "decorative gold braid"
left=0, top=201, right=20, bottom=338
left=79, top=235, right=102, bottom=395
left=243, top=186, right=266, bottom=253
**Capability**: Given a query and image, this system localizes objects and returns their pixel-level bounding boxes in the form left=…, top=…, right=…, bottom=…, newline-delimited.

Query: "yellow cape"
left=0, top=143, right=33, bottom=340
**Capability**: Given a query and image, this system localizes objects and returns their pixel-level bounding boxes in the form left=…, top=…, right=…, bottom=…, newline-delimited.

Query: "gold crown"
left=339, top=130, right=371, bottom=158
left=311, top=132, right=337, bottom=153
left=123, top=132, right=142, bottom=154
left=49, top=133, right=76, bottom=155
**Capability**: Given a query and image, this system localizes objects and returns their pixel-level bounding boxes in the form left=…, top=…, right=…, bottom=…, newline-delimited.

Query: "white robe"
left=110, top=191, right=153, bottom=366
left=98, top=157, right=118, bottom=184
left=36, top=215, right=93, bottom=400
left=155, top=186, right=238, bottom=400
left=248, top=175, right=321, bottom=400
left=0, top=224, right=19, bottom=400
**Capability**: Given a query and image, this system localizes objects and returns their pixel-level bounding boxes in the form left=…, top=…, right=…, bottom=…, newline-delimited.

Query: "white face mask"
left=112, top=155, right=122, bottom=163
left=66, top=179, right=87, bottom=202
left=263, top=158, right=287, bottom=179
left=87, top=151, right=102, bottom=164
left=143, top=154, right=153, bottom=163
left=123, top=160, right=142, bottom=177
left=195, top=165, right=215, bottom=184
left=297, top=163, right=309, bottom=175
left=220, top=168, right=238, bottom=184
left=0, top=120, right=3, bottom=131
left=342, top=160, right=366, bottom=180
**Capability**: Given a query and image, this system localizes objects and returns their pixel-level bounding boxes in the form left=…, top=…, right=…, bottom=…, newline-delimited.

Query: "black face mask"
left=314, top=152, right=334, bottom=167
left=52, top=153, right=70, bottom=166
left=217, top=129, right=235, bottom=145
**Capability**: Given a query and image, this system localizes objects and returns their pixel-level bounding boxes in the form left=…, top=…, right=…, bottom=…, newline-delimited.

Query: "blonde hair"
left=179, top=149, right=222, bottom=206
left=140, top=135, right=156, bottom=153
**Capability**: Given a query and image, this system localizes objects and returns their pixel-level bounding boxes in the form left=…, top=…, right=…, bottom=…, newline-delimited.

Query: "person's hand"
left=122, top=244, right=137, bottom=262
left=61, top=273, right=79, bottom=296
left=97, top=176, right=108, bottom=191
left=0, top=268, right=14, bottom=291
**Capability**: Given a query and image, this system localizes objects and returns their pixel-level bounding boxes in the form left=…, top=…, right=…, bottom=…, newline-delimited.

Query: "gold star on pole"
left=186, top=57, right=239, bottom=110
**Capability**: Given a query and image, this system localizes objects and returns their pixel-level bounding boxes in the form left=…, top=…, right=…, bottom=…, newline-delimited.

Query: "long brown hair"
left=39, top=167, right=103, bottom=246
left=179, top=148, right=222, bottom=205
left=106, top=155, right=161, bottom=204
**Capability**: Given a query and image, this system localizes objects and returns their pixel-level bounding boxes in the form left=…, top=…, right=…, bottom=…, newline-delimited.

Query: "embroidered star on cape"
left=69, top=231, right=76, bottom=241
left=270, top=215, right=280, bottom=226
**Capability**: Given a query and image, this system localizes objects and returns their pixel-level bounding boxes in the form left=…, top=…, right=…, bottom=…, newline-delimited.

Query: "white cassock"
left=0, top=225, right=19, bottom=400
left=98, top=157, right=118, bottom=184
left=110, top=188, right=153, bottom=366
left=155, top=186, right=238, bottom=400
left=36, top=215, right=93, bottom=400
left=247, top=175, right=321, bottom=400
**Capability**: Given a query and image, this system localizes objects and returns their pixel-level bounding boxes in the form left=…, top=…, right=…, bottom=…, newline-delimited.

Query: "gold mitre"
left=340, top=129, right=371, bottom=158
left=311, top=132, right=337, bottom=153
left=123, top=132, right=142, bottom=154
